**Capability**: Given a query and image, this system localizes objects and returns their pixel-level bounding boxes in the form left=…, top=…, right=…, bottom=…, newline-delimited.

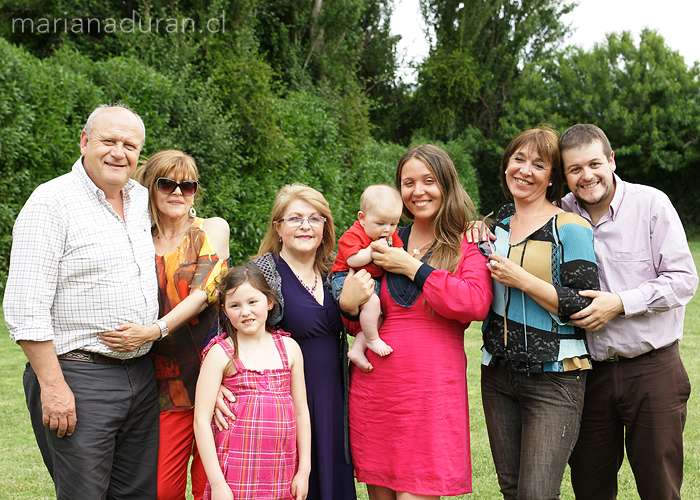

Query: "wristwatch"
left=154, top=319, right=169, bottom=340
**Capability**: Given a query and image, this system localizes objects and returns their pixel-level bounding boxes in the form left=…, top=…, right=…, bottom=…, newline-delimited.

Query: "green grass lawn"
left=3, top=240, right=700, bottom=499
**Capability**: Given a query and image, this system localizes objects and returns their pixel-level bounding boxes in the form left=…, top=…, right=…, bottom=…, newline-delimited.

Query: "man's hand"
left=20, top=340, right=77, bottom=438
left=570, top=290, right=624, bottom=331
left=41, top=379, right=77, bottom=438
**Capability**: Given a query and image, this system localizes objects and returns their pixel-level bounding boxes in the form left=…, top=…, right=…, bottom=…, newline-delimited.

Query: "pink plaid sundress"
left=203, top=331, right=297, bottom=500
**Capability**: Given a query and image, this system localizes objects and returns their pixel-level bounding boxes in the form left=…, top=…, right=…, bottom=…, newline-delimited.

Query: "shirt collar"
left=568, top=173, right=624, bottom=222
left=607, top=173, right=624, bottom=220
left=73, top=157, right=135, bottom=198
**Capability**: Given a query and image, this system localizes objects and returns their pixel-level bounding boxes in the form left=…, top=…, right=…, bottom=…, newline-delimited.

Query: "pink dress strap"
left=221, top=336, right=246, bottom=373
left=202, top=334, right=246, bottom=372
left=271, top=331, right=291, bottom=370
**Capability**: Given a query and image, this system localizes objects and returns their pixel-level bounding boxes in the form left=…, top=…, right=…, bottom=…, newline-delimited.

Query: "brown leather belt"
left=57, top=350, right=138, bottom=365
left=599, top=341, right=678, bottom=363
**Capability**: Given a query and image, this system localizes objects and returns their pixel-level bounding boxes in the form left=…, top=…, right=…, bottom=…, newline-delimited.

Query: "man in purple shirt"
left=560, top=123, right=698, bottom=500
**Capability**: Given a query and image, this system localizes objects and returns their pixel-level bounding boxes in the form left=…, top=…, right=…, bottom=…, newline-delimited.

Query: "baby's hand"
left=373, top=238, right=389, bottom=247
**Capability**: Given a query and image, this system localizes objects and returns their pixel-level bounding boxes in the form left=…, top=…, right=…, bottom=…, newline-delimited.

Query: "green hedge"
left=0, top=38, right=483, bottom=288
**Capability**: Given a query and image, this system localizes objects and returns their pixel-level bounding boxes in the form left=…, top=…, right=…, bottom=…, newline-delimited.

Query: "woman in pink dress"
left=344, top=144, right=493, bottom=498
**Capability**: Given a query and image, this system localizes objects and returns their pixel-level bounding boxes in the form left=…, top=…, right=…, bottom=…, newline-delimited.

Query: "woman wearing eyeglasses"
left=236, top=183, right=358, bottom=500
left=344, top=145, right=493, bottom=499
left=479, top=127, right=599, bottom=499
left=100, top=149, right=229, bottom=500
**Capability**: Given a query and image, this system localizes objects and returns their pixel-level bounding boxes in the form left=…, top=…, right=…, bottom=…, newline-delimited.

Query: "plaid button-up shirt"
left=4, top=158, right=158, bottom=359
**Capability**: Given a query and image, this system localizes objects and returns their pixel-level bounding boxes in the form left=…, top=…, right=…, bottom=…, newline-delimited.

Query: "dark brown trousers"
left=569, top=342, right=690, bottom=500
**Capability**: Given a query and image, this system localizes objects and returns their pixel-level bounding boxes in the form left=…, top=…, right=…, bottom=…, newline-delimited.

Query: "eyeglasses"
left=279, top=216, right=327, bottom=227
left=478, top=211, right=494, bottom=257
left=155, top=177, right=199, bottom=196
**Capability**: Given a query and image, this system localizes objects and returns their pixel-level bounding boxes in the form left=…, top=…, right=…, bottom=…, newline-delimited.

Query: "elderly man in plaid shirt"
left=4, top=104, right=162, bottom=499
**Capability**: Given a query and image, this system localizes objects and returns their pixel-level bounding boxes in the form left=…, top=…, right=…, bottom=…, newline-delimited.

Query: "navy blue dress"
left=276, top=257, right=356, bottom=500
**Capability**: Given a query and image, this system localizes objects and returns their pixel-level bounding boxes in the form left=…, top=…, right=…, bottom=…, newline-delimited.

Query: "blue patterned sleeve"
left=553, top=214, right=600, bottom=321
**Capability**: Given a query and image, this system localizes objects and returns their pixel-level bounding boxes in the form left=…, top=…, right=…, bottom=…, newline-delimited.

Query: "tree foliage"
left=2, top=0, right=699, bottom=292
left=416, top=0, right=574, bottom=139
left=504, top=29, right=700, bottom=224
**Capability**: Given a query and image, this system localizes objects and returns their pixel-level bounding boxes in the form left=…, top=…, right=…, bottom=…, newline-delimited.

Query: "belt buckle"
left=60, top=350, right=96, bottom=362
left=602, top=354, right=620, bottom=362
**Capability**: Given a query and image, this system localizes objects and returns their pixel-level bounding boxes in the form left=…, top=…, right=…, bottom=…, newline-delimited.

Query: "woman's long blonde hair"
left=255, top=183, right=336, bottom=275
left=396, top=145, right=476, bottom=274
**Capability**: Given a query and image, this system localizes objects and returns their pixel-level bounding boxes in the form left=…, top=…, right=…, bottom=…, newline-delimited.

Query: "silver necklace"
left=410, top=237, right=435, bottom=257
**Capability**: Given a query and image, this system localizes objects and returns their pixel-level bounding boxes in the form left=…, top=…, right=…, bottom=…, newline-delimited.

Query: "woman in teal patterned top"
left=480, top=126, right=600, bottom=499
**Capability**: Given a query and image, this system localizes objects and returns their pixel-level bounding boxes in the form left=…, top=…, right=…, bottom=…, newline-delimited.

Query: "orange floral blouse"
left=151, top=218, right=227, bottom=412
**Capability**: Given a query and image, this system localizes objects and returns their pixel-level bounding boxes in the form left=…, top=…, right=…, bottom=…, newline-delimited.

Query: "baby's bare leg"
left=348, top=331, right=373, bottom=372
left=359, top=294, right=392, bottom=356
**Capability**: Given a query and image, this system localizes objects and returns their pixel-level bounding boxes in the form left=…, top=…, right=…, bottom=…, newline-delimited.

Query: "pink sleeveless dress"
left=203, top=331, right=297, bottom=500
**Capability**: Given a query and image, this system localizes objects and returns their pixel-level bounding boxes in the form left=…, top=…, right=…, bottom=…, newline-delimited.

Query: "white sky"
left=391, top=0, right=700, bottom=83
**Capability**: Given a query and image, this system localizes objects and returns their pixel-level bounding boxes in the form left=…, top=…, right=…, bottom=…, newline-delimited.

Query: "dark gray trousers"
left=24, top=354, right=159, bottom=500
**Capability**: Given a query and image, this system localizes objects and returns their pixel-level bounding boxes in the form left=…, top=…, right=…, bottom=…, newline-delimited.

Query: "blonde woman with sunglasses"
left=100, top=149, right=229, bottom=500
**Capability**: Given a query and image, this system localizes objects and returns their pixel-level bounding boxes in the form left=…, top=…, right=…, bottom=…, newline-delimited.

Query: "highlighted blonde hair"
left=255, top=184, right=336, bottom=275
left=133, top=150, right=200, bottom=237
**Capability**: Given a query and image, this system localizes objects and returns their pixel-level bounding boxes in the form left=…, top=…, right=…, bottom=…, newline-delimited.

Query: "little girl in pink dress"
left=194, top=265, right=311, bottom=500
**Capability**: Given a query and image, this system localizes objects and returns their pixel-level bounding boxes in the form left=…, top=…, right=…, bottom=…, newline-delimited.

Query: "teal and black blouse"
left=481, top=204, right=600, bottom=373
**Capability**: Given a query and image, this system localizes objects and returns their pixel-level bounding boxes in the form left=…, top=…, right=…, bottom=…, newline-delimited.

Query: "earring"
left=548, top=182, right=552, bottom=186
left=321, top=238, right=324, bottom=244
left=189, top=206, right=197, bottom=218
left=278, top=236, right=282, bottom=243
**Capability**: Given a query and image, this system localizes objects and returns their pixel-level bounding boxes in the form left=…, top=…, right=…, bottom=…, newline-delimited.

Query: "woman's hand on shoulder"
left=202, top=217, right=230, bottom=260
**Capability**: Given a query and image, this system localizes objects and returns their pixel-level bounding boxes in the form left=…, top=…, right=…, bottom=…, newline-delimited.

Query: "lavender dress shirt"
left=562, top=174, right=698, bottom=360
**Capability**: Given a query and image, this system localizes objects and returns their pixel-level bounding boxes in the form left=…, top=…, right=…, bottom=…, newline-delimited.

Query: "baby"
left=330, top=184, right=403, bottom=372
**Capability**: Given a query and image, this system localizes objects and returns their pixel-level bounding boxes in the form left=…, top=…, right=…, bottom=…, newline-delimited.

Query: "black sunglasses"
left=155, top=177, right=199, bottom=196
left=478, top=211, right=495, bottom=257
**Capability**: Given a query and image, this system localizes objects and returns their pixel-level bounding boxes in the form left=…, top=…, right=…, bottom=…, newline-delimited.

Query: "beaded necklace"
left=295, top=273, right=318, bottom=294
